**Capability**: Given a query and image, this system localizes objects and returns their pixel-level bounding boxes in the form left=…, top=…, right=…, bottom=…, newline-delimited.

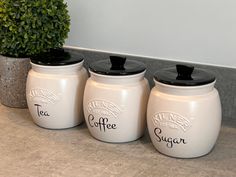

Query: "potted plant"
left=0, top=0, right=70, bottom=108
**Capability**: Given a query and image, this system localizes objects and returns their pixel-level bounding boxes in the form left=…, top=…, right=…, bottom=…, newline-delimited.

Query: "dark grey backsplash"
left=65, top=48, right=236, bottom=121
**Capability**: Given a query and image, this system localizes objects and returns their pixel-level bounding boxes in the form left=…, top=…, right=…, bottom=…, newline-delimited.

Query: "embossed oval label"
left=87, top=100, right=122, bottom=132
left=87, top=100, right=121, bottom=118
left=28, top=88, right=61, bottom=118
left=28, top=88, right=61, bottom=105
left=152, top=111, right=193, bottom=148
left=152, top=112, right=193, bottom=132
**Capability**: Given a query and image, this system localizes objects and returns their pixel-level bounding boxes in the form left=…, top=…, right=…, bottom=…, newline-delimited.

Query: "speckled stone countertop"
left=0, top=104, right=235, bottom=177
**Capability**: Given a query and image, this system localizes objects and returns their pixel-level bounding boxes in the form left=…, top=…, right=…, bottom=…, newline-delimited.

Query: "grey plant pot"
left=0, top=55, right=31, bottom=108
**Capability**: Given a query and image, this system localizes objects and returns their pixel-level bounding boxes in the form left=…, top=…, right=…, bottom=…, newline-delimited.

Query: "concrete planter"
left=0, top=55, right=31, bottom=108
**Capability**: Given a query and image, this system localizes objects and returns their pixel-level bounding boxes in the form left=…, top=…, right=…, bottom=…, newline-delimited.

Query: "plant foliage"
left=0, top=0, right=70, bottom=57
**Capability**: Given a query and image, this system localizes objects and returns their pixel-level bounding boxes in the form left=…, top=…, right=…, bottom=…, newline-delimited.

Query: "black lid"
left=154, top=64, right=216, bottom=86
left=89, top=56, right=146, bottom=75
left=30, top=48, right=83, bottom=66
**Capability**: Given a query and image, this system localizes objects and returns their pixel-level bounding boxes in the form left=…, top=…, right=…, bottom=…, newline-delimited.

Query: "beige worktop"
left=0, top=103, right=235, bottom=177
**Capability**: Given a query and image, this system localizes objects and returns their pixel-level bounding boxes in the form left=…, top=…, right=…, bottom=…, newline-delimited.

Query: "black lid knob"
left=176, top=64, right=194, bottom=80
left=110, top=56, right=126, bottom=70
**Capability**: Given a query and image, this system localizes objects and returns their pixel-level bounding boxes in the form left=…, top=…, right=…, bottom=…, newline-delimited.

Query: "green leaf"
left=24, top=33, right=28, bottom=39
left=9, top=26, right=13, bottom=31
left=0, top=0, right=70, bottom=57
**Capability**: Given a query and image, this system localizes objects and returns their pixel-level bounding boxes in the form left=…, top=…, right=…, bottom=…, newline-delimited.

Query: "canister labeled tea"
left=26, top=49, right=88, bottom=129
left=83, top=56, right=150, bottom=143
left=147, top=65, right=222, bottom=158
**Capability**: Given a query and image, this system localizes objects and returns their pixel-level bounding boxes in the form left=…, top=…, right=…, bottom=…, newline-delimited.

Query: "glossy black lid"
left=154, top=64, right=216, bottom=86
left=30, top=48, right=83, bottom=66
left=89, top=56, right=146, bottom=75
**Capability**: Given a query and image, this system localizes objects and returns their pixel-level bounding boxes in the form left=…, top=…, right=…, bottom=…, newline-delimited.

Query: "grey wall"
left=65, top=47, right=236, bottom=122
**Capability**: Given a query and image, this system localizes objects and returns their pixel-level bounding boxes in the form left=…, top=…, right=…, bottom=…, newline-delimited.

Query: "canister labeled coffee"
left=83, top=56, right=150, bottom=143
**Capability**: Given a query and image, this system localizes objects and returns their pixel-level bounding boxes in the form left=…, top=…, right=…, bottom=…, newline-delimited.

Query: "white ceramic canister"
left=26, top=49, right=88, bottom=129
left=147, top=64, right=222, bottom=158
left=83, top=56, right=150, bottom=143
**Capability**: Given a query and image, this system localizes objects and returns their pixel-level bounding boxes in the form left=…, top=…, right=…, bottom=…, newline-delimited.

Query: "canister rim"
left=89, top=56, right=146, bottom=76
left=154, top=64, right=216, bottom=86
